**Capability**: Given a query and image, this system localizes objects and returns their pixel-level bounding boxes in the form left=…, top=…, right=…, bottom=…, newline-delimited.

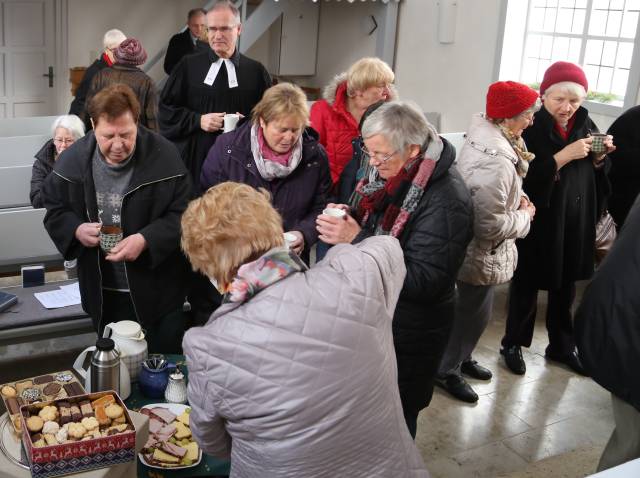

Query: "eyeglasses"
left=206, top=25, right=238, bottom=34
left=361, top=145, right=398, bottom=162
left=53, top=137, right=74, bottom=145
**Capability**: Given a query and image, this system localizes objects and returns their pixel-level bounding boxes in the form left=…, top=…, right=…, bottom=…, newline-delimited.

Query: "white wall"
left=395, top=0, right=504, bottom=133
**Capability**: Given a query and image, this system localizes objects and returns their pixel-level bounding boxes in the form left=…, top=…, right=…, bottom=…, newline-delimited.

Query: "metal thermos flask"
left=90, top=338, right=120, bottom=394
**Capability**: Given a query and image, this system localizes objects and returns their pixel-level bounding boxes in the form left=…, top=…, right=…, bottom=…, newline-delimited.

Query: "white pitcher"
left=73, top=345, right=131, bottom=399
left=103, top=321, right=148, bottom=382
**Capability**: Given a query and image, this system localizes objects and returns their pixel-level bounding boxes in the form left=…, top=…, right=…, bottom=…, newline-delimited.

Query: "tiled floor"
left=1, top=275, right=613, bottom=477
left=417, top=282, right=613, bottom=478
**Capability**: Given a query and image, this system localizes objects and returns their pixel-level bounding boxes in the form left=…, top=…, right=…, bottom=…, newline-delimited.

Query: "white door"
left=0, top=0, right=56, bottom=118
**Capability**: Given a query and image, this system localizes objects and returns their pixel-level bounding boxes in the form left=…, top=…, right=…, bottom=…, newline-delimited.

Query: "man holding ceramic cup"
left=159, top=0, right=271, bottom=188
left=43, top=84, right=192, bottom=353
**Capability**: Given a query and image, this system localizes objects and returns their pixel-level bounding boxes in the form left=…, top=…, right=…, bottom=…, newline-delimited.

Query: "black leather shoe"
left=435, top=375, right=479, bottom=403
left=501, top=345, right=526, bottom=375
left=461, top=359, right=493, bottom=380
left=545, top=350, right=588, bottom=376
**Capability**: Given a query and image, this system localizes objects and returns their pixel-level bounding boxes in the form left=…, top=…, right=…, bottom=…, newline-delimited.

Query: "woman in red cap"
left=436, top=81, right=539, bottom=403
left=500, top=61, right=615, bottom=376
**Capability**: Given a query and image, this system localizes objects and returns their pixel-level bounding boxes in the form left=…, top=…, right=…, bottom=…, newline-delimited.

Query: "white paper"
left=34, top=284, right=82, bottom=309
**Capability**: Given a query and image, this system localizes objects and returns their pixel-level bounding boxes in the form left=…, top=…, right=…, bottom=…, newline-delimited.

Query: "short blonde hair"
left=346, top=57, right=395, bottom=97
left=181, top=182, right=284, bottom=287
left=252, top=82, right=309, bottom=127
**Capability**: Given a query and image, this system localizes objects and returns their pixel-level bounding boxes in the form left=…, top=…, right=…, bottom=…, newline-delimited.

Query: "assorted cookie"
left=23, top=393, right=133, bottom=449
left=1, top=370, right=86, bottom=434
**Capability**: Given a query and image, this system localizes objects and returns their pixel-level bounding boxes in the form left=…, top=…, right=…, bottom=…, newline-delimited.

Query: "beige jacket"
left=456, top=113, right=531, bottom=285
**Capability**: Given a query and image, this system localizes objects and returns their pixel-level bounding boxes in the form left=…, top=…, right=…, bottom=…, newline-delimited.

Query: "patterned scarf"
left=496, top=122, right=535, bottom=178
left=225, top=247, right=307, bottom=304
left=353, top=128, right=443, bottom=237
left=250, top=123, right=303, bottom=181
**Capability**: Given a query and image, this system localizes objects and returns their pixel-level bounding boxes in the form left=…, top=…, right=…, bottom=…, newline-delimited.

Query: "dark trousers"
left=501, top=276, right=576, bottom=356
left=102, top=290, right=186, bottom=354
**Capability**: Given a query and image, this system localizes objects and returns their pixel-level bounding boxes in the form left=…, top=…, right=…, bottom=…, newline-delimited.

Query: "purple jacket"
left=200, top=121, right=332, bottom=250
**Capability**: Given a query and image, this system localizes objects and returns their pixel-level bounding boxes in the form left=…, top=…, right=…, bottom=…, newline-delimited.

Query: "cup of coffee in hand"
left=100, top=225, right=123, bottom=253
left=590, top=133, right=608, bottom=155
left=283, top=232, right=297, bottom=249
left=323, top=207, right=346, bottom=219
left=223, top=113, right=240, bottom=133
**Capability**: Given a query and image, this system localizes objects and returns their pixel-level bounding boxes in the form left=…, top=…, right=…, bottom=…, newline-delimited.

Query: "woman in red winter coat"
left=310, top=57, right=395, bottom=186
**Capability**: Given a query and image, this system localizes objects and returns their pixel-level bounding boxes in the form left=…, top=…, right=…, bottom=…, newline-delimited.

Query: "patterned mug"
left=100, top=225, right=123, bottom=253
left=590, top=133, right=608, bottom=155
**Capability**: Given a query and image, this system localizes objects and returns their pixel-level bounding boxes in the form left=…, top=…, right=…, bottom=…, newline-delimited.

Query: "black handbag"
left=595, top=210, right=617, bottom=264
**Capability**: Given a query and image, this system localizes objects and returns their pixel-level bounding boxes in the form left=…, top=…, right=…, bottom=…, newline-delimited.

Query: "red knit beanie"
left=486, top=81, right=540, bottom=119
left=114, top=38, right=147, bottom=66
left=539, top=61, right=588, bottom=96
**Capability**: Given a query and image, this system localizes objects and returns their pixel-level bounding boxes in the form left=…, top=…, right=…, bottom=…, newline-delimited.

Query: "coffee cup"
left=223, top=113, right=241, bottom=133
left=100, top=225, right=123, bottom=253
left=590, top=133, right=608, bottom=155
left=323, top=207, right=346, bottom=219
left=283, top=232, right=297, bottom=248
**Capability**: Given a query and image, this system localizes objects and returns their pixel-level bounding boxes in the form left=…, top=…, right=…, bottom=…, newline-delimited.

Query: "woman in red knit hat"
left=436, top=81, right=539, bottom=403
left=500, top=61, right=615, bottom=376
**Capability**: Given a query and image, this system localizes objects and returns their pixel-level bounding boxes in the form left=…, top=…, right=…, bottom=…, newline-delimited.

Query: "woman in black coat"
left=316, top=101, right=473, bottom=438
left=30, top=115, right=85, bottom=208
left=500, top=62, right=615, bottom=376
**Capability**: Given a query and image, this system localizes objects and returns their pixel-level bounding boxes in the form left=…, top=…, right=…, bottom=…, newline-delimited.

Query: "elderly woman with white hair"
left=69, top=29, right=126, bottom=117
left=30, top=114, right=85, bottom=208
left=181, top=182, right=429, bottom=477
left=500, top=61, right=615, bottom=376
left=316, top=100, right=473, bottom=438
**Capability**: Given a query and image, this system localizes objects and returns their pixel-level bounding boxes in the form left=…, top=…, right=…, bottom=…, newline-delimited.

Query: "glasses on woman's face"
left=361, top=145, right=398, bottom=163
left=53, top=137, right=74, bottom=146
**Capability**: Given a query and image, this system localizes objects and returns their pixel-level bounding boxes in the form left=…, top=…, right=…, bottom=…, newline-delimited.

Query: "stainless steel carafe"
left=90, top=338, right=121, bottom=394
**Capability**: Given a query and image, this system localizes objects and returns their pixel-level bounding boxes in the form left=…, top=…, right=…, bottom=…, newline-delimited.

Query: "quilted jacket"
left=456, top=114, right=531, bottom=285
left=183, top=237, right=430, bottom=478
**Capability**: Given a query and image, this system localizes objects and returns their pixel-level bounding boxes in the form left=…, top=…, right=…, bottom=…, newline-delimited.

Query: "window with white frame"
left=499, top=0, right=640, bottom=113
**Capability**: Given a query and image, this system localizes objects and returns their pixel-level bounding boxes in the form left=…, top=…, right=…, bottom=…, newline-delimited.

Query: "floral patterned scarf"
left=225, top=247, right=308, bottom=304
left=496, top=122, right=535, bottom=178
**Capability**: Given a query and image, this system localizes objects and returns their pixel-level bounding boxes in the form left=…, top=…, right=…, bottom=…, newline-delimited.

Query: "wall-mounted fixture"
left=437, top=0, right=457, bottom=44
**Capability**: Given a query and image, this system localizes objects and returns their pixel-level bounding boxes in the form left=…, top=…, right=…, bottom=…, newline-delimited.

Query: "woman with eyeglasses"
left=316, top=100, right=473, bottom=438
left=30, top=114, right=85, bottom=209
left=435, top=81, right=539, bottom=404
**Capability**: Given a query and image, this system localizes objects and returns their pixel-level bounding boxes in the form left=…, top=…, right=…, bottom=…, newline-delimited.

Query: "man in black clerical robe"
left=159, top=1, right=271, bottom=188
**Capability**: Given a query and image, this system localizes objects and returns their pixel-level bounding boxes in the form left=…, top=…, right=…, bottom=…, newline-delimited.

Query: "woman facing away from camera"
left=181, top=182, right=429, bottom=478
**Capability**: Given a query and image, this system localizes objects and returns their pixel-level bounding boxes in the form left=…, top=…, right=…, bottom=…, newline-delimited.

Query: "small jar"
left=164, top=368, right=188, bottom=404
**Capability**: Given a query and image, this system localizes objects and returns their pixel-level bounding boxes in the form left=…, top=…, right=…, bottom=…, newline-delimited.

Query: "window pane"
left=572, top=8, right=586, bottom=33
left=610, top=0, right=624, bottom=10
left=584, top=64, right=601, bottom=91
left=526, top=34, right=543, bottom=58
left=537, top=59, right=552, bottom=81
left=544, top=7, right=558, bottom=31
left=529, top=6, right=546, bottom=30
left=611, top=68, right=629, bottom=96
left=556, top=7, right=574, bottom=33
left=585, top=39, right=604, bottom=65
left=589, top=9, right=608, bottom=36
left=522, top=58, right=540, bottom=84
left=592, top=0, right=610, bottom=9
left=605, top=10, right=623, bottom=36
left=575, top=0, right=587, bottom=7
left=541, top=35, right=554, bottom=58
left=626, top=0, right=640, bottom=10
left=552, top=36, right=570, bottom=59
left=597, top=66, right=613, bottom=92
left=602, top=41, right=618, bottom=67
left=616, top=42, right=633, bottom=68
left=569, top=38, right=582, bottom=62
left=620, top=10, right=638, bottom=38
left=559, top=0, right=574, bottom=6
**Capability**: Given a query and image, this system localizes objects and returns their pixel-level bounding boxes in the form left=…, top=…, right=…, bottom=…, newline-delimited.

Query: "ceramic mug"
left=223, top=113, right=240, bottom=133
left=323, top=207, right=346, bottom=219
left=100, top=225, right=123, bottom=253
left=590, top=133, right=608, bottom=155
